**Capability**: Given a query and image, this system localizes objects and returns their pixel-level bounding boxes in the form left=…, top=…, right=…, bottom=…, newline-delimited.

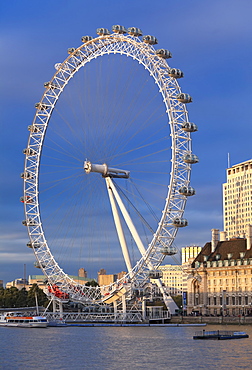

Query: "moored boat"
left=0, top=312, right=48, bottom=328
left=193, top=330, right=249, bottom=340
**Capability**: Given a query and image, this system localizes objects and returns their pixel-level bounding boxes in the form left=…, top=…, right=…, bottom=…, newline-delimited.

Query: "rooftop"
left=192, top=238, right=252, bottom=267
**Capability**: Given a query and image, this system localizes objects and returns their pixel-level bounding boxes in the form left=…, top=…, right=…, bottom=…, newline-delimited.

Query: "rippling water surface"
left=1, top=324, right=252, bottom=369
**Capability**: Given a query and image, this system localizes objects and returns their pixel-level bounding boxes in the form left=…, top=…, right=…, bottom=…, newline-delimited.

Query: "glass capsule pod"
left=142, top=35, right=158, bottom=45
left=148, top=270, right=163, bottom=279
left=168, top=68, right=184, bottom=78
left=54, top=63, right=61, bottom=70
left=127, top=27, right=143, bottom=36
left=28, top=124, right=41, bottom=133
left=68, top=47, right=76, bottom=54
left=23, top=148, right=37, bottom=156
left=27, top=242, right=40, bottom=249
left=160, top=246, right=177, bottom=256
left=176, top=93, right=192, bottom=103
left=34, top=261, right=45, bottom=269
left=81, top=36, right=93, bottom=43
left=96, top=28, right=110, bottom=36
left=182, top=153, right=199, bottom=164
left=20, top=172, right=33, bottom=179
left=22, top=219, right=37, bottom=226
left=179, top=186, right=196, bottom=196
left=181, top=122, right=198, bottom=132
left=155, top=49, right=172, bottom=59
left=35, top=102, right=49, bottom=110
left=20, top=196, right=34, bottom=203
left=112, top=25, right=127, bottom=34
left=44, top=82, right=58, bottom=90
left=172, top=218, right=188, bottom=227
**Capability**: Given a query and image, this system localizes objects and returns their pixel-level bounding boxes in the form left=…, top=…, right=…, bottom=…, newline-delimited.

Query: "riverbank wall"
left=170, top=316, right=252, bottom=325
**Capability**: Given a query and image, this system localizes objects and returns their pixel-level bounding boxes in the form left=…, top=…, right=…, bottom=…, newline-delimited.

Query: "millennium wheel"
left=22, top=25, right=198, bottom=312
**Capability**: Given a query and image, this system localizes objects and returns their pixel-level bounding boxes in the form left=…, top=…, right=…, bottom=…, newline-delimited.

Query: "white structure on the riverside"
left=22, top=25, right=198, bottom=317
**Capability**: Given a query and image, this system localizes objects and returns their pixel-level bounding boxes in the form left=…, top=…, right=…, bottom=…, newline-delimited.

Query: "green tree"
left=0, top=284, right=49, bottom=308
left=27, top=284, right=48, bottom=307
left=16, top=288, right=28, bottom=307
left=85, top=280, right=99, bottom=287
left=172, top=295, right=182, bottom=309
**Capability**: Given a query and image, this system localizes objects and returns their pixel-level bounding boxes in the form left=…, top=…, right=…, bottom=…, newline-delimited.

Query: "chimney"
left=246, top=224, right=252, bottom=250
left=220, top=231, right=227, bottom=242
left=211, top=229, right=219, bottom=253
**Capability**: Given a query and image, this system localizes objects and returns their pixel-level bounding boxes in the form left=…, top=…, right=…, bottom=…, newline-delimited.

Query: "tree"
left=85, top=280, right=99, bottom=287
left=27, top=284, right=48, bottom=307
left=172, top=295, right=182, bottom=309
left=0, top=284, right=49, bottom=308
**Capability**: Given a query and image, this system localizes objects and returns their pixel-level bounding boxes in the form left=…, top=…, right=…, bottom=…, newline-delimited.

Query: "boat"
left=193, top=330, right=249, bottom=340
left=0, top=312, right=48, bottom=328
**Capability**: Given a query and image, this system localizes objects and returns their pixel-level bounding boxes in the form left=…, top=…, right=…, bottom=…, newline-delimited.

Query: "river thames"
left=1, top=324, right=252, bottom=369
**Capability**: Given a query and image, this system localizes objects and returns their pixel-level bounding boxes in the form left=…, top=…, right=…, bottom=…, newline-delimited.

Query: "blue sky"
left=1, top=0, right=252, bottom=284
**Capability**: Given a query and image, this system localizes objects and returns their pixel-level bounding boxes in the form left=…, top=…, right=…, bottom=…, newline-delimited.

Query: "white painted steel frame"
left=23, top=31, right=195, bottom=303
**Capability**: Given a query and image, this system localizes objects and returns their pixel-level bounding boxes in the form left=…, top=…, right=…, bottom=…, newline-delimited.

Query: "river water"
left=1, top=324, right=252, bottom=369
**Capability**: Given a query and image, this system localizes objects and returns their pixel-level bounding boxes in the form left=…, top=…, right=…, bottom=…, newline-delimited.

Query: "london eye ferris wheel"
left=22, top=25, right=198, bottom=309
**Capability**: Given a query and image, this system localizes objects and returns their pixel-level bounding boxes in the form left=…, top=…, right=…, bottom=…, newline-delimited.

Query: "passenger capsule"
left=172, top=218, right=188, bottom=227
left=22, top=219, right=37, bottom=226
left=54, top=63, right=61, bottom=70
left=34, top=261, right=45, bottom=269
left=179, top=186, right=196, bottom=196
left=23, top=148, right=37, bottom=156
left=28, top=125, right=41, bottom=133
left=27, top=242, right=40, bottom=249
left=127, top=27, right=143, bottom=36
left=181, top=122, right=198, bottom=132
left=96, top=28, right=110, bottom=36
left=155, top=49, right=172, bottom=59
left=160, top=246, right=177, bottom=256
left=112, top=25, right=127, bottom=34
left=177, top=93, right=192, bottom=103
left=44, top=82, right=58, bottom=90
left=81, top=36, right=93, bottom=43
left=148, top=270, right=163, bottom=279
left=20, top=196, right=34, bottom=203
left=183, top=153, right=199, bottom=164
left=168, top=68, right=184, bottom=78
left=20, top=172, right=33, bottom=179
left=68, top=47, right=76, bottom=54
left=142, top=35, right=158, bottom=45
left=35, top=103, right=49, bottom=111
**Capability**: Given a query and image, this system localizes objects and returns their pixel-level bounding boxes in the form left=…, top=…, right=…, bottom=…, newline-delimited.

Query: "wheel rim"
left=23, top=30, right=196, bottom=303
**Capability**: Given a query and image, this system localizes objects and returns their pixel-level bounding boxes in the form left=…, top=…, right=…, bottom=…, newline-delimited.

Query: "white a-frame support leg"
left=106, top=177, right=133, bottom=276
left=105, top=177, right=152, bottom=268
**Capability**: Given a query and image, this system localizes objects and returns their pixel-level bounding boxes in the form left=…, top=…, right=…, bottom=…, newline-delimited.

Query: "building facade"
left=181, top=245, right=202, bottom=264
left=159, top=264, right=183, bottom=296
left=187, top=228, right=252, bottom=316
left=223, top=159, right=252, bottom=239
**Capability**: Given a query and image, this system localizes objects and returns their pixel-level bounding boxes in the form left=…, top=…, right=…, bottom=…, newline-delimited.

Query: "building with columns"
left=186, top=227, right=252, bottom=316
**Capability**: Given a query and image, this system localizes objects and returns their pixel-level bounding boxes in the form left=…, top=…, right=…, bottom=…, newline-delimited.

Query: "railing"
left=44, top=310, right=169, bottom=323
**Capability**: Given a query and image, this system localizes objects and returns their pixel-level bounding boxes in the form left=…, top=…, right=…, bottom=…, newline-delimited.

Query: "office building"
left=181, top=245, right=202, bottom=264
left=159, top=264, right=183, bottom=296
left=223, top=159, right=252, bottom=239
